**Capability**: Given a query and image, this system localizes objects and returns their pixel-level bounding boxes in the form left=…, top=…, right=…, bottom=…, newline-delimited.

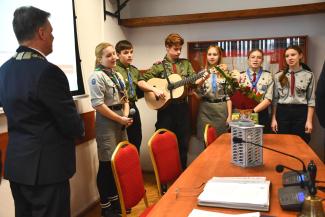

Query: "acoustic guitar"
left=144, top=70, right=205, bottom=110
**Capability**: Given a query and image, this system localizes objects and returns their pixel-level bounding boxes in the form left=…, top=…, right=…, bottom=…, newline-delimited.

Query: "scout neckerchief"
left=162, top=59, right=174, bottom=98
left=246, top=68, right=263, bottom=92
left=208, top=66, right=218, bottom=94
left=126, top=67, right=135, bottom=98
left=96, top=65, right=126, bottom=95
left=289, top=70, right=295, bottom=96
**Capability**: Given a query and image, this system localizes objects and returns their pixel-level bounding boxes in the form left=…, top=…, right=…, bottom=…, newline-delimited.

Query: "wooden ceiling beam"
left=120, top=2, right=325, bottom=27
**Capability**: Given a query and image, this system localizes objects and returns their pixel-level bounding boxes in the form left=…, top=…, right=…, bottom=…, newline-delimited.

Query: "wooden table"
left=147, top=133, right=325, bottom=217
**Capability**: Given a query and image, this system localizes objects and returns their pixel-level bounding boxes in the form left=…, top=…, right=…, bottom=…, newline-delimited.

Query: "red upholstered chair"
left=204, top=124, right=217, bottom=147
left=111, top=141, right=154, bottom=217
left=148, top=129, right=182, bottom=196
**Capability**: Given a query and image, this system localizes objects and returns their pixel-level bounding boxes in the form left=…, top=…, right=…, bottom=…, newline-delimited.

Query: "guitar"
left=144, top=70, right=206, bottom=110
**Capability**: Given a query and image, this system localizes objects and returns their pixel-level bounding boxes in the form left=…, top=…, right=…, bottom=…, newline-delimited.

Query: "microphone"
left=307, top=160, right=317, bottom=195
left=232, top=137, right=307, bottom=172
left=121, top=108, right=136, bottom=130
left=276, top=164, right=306, bottom=188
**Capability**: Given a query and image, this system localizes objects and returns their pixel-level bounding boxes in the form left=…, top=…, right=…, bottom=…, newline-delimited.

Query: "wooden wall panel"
left=0, top=110, right=96, bottom=177
left=120, top=3, right=325, bottom=27
left=0, top=132, right=8, bottom=177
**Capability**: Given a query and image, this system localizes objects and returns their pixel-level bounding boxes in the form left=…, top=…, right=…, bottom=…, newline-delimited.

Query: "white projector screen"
left=0, top=0, right=84, bottom=95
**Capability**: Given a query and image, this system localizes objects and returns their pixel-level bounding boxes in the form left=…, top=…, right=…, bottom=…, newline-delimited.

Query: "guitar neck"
left=172, top=70, right=205, bottom=89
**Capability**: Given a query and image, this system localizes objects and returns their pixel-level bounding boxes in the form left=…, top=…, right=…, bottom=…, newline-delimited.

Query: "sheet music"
left=188, top=209, right=260, bottom=217
left=197, top=177, right=270, bottom=211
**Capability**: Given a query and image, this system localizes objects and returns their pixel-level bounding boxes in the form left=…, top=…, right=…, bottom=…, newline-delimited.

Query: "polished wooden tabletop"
left=147, top=133, right=325, bottom=217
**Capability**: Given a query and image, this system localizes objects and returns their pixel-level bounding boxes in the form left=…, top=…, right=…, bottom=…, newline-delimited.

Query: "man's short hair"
left=165, top=33, right=184, bottom=48
left=115, top=40, right=133, bottom=54
left=13, top=6, right=50, bottom=43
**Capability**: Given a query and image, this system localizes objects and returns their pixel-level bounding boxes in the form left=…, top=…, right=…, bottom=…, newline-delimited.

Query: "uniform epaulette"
left=275, top=70, right=284, bottom=74
left=303, top=69, right=313, bottom=74
left=263, top=70, right=271, bottom=73
left=240, top=71, right=245, bottom=74
left=130, top=64, right=138, bottom=69
left=153, top=60, right=162, bottom=65
left=179, top=58, right=188, bottom=61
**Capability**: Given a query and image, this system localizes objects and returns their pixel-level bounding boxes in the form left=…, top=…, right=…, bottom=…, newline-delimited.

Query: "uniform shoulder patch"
left=91, top=78, right=96, bottom=85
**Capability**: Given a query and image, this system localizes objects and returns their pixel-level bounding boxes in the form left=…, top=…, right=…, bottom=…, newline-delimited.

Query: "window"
left=0, top=0, right=84, bottom=96
left=188, top=36, right=307, bottom=73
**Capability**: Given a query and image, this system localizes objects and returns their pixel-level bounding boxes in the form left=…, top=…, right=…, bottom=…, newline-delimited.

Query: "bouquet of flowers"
left=214, top=66, right=263, bottom=110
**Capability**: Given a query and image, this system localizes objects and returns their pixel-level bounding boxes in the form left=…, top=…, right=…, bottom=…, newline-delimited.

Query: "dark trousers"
left=97, top=161, right=118, bottom=205
left=156, top=101, right=191, bottom=170
left=127, top=102, right=142, bottom=152
left=276, top=104, right=310, bottom=143
left=10, top=180, right=70, bottom=217
left=258, top=107, right=271, bottom=133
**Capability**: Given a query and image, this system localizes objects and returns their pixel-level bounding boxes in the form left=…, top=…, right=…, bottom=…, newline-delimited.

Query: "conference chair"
left=0, top=150, right=2, bottom=184
left=148, top=129, right=182, bottom=197
left=204, top=123, right=217, bottom=147
left=111, top=141, right=154, bottom=217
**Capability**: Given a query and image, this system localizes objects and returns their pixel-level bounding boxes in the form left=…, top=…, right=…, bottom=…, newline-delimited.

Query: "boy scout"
left=115, top=40, right=143, bottom=152
left=138, top=33, right=207, bottom=171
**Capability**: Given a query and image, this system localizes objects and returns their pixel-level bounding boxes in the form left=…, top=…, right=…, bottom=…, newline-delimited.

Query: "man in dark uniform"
left=115, top=40, right=143, bottom=152
left=138, top=33, right=207, bottom=170
left=316, top=60, right=325, bottom=128
left=0, top=6, right=84, bottom=217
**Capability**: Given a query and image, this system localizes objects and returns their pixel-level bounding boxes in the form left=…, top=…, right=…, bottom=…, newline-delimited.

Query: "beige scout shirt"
left=273, top=68, right=315, bottom=106
left=197, top=68, right=230, bottom=100
left=239, top=68, right=274, bottom=101
left=88, top=69, right=126, bottom=107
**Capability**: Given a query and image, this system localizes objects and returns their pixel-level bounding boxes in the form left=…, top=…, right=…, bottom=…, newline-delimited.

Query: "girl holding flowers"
left=237, top=49, right=274, bottom=132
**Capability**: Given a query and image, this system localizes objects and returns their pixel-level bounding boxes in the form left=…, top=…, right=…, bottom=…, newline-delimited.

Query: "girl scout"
left=271, top=45, right=315, bottom=143
left=196, top=45, right=232, bottom=146
left=88, top=42, right=132, bottom=217
left=238, top=49, right=274, bottom=132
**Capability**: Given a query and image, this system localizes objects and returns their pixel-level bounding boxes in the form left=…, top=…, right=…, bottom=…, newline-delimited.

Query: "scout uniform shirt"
left=239, top=68, right=274, bottom=101
left=115, top=60, right=140, bottom=102
left=139, top=56, right=196, bottom=93
left=88, top=67, right=127, bottom=109
left=88, top=67, right=127, bottom=161
left=273, top=68, right=315, bottom=106
left=197, top=66, right=230, bottom=101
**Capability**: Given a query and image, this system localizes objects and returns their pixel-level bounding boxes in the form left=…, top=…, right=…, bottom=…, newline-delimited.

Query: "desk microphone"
left=276, top=164, right=308, bottom=188
left=232, top=137, right=307, bottom=172
left=232, top=137, right=309, bottom=211
left=276, top=161, right=319, bottom=211
left=121, top=108, right=136, bottom=130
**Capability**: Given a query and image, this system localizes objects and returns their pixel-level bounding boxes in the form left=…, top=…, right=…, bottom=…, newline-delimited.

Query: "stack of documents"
left=188, top=209, right=260, bottom=217
left=197, top=177, right=270, bottom=211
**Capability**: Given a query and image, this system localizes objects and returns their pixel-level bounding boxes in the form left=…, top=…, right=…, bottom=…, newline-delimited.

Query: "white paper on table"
left=188, top=209, right=260, bottom=217
left=197, top=177, right=270, bottom=209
